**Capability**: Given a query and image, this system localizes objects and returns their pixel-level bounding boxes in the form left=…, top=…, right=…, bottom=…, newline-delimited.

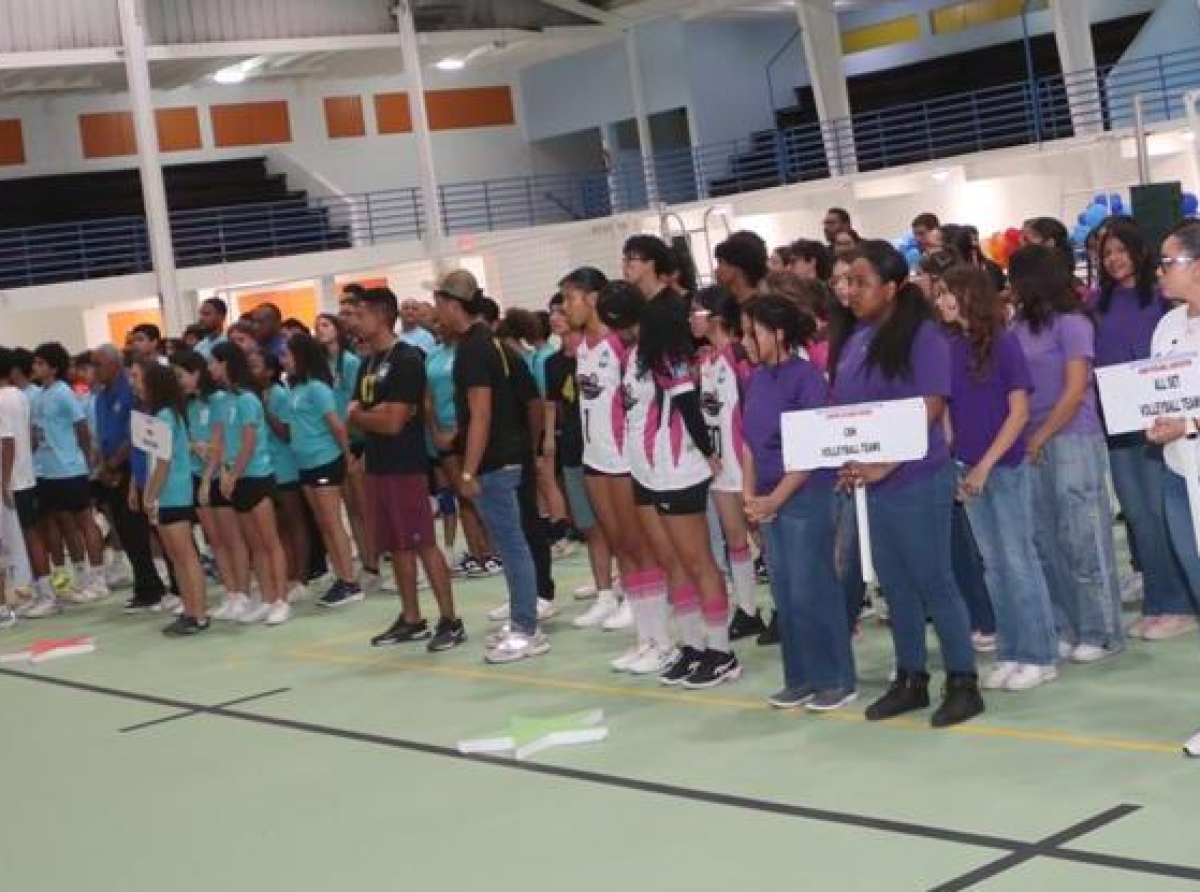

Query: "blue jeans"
left=1161, top=472, right=1200, bottom=620
left=762, top=480, right=855, bottom=692
left=834, top=492, right=866, bottom=627
left=868, top=462, right=975, bottom=675
left=963, top=464, right=1058, bottom=666
left=951, top=500, right=995, bottom=635
left=1030, top=434, right=1123, bottom=650
left=1109, top=439, right=1193, bottom=616
left=475, top=466, right=538, bottom=635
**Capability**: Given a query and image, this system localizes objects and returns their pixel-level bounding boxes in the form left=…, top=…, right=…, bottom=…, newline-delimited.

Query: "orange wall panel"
left=0, top=119, right=25, bottom=165
left=211, top=101, right=292, bottom=148
left=373, top=92, right=413, bottom=135
left=108, top=308, right=164, bottom=346
left=80, top=108, right=202, bottom=158
left=238, top=288, right=318, bottom=326
left=324, top=96, right=366, bottom=139
left=426, top=86, right=515, bottom=131
left=156, top=107, right=202, bottom=152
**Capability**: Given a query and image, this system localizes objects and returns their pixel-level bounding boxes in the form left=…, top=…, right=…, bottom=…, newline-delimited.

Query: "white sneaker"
left=983, top=661, right=1018, bottom=690
left=627, top=646, right=677, bottom=675
left=611, top=643, right=652, bottom=672
left=264, top=601, right=292, bottom=626
left=287, top=583, right=309, bottom=604
left=64, top=587, right=97, bottom=605
left=239, top=599, right=272, bottom=624
left=222, top=593, right=252, bottom=622
left=1057, top=640, right=1075, bottom=660
left=573, top=593, right=618, bottom=629
left=484, top=630, right=551, bottom=664
left=210, top=594, right=236, bottom=621
left=161, top=594, right=183, bottom=614
left=551, top=539, right=577, bottom=559
left=1071, top=644, right=1118, bottom=664
left=85, top=577, right=110, bottom=602
left=0, top=606, right=18, bottom=629
left=19, top=596, right=60, bottom=619
left=488, top=598, right=557, bottom=623
left=361, top=571, right=382, bottom=595
left=1183, top=727, right=1200, bottom=758
left=1005, top=664, right=1057, bottom=691
left=601, top=600, right=634, bottom=631
left=487, top=602, right=511, bottom=622
left=105, top=563, right=134, bottom=590
left=485, top=624, right=513, bottom=648
left=573, top=583, right=598, bottom=601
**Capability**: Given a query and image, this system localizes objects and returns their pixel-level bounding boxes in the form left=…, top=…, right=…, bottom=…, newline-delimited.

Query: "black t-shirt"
left=453, top=323, right=533, bottom=473
left=354, top=341, right=427, bottom=475
left=544, top=349, right=583, bottom=468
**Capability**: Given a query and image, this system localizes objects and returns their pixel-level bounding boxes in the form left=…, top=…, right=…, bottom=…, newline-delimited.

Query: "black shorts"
left=232, top=476, right=276, bottom=514
left=14, top=487, right=39, bottom=529
left=37, top=476, right=92, bottom=515
left=157, top=506, right=196, bottom=526
left=584, top=464, right=630, bottom=479
left=275, top=480, right=301, bottom=495
left=632, top=478, right=710, bottom=517
left=349, top=441, right=366, bottom=459
left=196, top=476, right=231, bottom=509
left=299, top=456, right=346, bottom=488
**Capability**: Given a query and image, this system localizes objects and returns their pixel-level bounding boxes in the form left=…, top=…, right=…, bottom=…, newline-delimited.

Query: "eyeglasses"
left=1159, top=256, right=1197, bottom=271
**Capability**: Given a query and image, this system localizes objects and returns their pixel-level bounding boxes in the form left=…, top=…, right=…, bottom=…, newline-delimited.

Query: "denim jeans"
left=1108, top=439, right=1192, bottom=616
left=475, top=466, right=538, bottom=635
left=762, top=479, right=855, bottom=692
left=963, top=464, right=1058, bottom=666
left=951, top=500, right=995, bottom=635
left=834, top=491, right=866, bottom=627
left=868, top=462, right=975, bottom=675
left=1160, top=472, right=1200, bottom=621
left=1030, top=434, right=1123, bottom=650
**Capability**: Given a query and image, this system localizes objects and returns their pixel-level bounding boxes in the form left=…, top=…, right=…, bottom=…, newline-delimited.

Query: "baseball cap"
left=433, top=269, right=481, bottom=304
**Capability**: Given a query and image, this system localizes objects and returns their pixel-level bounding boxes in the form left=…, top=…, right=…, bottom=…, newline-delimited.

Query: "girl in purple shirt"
left=829, top=241, right=982, bottom=728
left=1093, top=220, right=1194, bottom=640
left=1010, top=245, right=1123, bottom=662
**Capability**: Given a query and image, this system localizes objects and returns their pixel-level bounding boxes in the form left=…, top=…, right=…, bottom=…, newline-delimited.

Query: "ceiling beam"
left=534, top=0, right=626, bottom=29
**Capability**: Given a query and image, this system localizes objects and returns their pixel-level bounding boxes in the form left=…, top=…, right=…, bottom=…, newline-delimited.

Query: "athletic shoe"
left=50, top=569, right=73, bottom=593
left=481, top=556, right=504, bottom=577
left=681, top=650, right=742, bottom=689
left=485, top=624, right=513, bottom=648
left=163, top=615, right=210, bottom=637
left=626, top=645, right=676, bottom=676
left=371, top=617, right=431, bottom=647
left=318, top=581, right=365, bottom=609
left=1070, top=644, right=1120, bottom=664
left=105, top=563, right=134, bottom=590
left=1120, top=572, right=1144, bottom=605
left=286, top=583, right=310, bottom=604
left=427, top=617, right=467, bottom=653
left=484, top=630, right=550, bottom=664
left=551, top=539, right=577, bottom=559
left=488, top=598, right=558, bottom=623
left=210, top=593, right=247, bottom=621
left=573, top=593, right=619, bottom=629
left=239, top=600, right=272, bottom=624
left=806, top=688, right=858, bottom=713
left=0, top=606, right=17, bottom=629
left=161, top=594, right=183, bottom=614
left=1183, top=727, right=1200, bottom=758
left=361, top=570, right=383, bottom=594
left=754, top=556, right=769, bottom=584
left=858, top=598, right=878, bottom=622
left=1057, top=640, right=1075, bottom=661
left=659, top=645, right=704, bottom=686
left=19, top=595, right=61, bottom=619
left=865, top=670, right=931, bottom=721
left=728, top=607, right=767, bottom=641
left=573, top=583, right=598, bottom=601
left=1142, top=615, right=1198, bottom=641
left=1004, top=664, right=1057, bottom=691
left=971, top=631, right=997, bottom=653
left=611, top=643, right=652, bottom=672
left=768, top=686, right=815, bottom=709
left=264, top=601, right=291, bottom=626
left=64, top=587, right=97, bottom=605
left=983, top=662, right=1018, bottom=690
left=224, top=594, right=253, bottom=622
left=756, top=612, right=780, bottom=645
left=930, top=673, right=985, bottom=728
left=601, top=600, right=634, bottom=631
left=123, top=593, right=164, bottom=614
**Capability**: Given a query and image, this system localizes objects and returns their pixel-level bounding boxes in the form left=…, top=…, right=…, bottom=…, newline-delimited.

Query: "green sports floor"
left=5, top=547, right=1200, bottom=892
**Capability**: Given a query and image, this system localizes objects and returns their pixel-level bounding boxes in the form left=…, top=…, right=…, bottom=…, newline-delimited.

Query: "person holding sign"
left=129, top=362, right=208, bottom=637
left=1093, top=220, right=1194, bottom=641
left=742, top=294, right=856, bottom=711
left=943, top=267, right=1059, bottom=691
left=1010, top=246, right=1124, bottom=664
left=829, top=240, right=982, bottom=728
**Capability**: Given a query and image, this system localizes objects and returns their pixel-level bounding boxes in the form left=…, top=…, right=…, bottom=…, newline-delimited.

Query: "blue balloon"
left=1108, top=193, right=1122, bottom=208
left=1084, top=204, right=1107, bottom=227
left=1077, top=211, right=1089, bottom=225
left=905, top=247, right=921, bottom=269
left=1093, top=193, right=1107, bottom=205
left=1072, top=224, right=1088, bottom=243
left=1184, top=193, right=1199, bottom=216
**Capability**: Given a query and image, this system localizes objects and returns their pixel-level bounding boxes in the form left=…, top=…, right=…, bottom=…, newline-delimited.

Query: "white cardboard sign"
left=131, top=411, right=172, bottom=462
left=1095, top=352, right=1200, bottom=436
left=781, top=397, right=930, bottom=472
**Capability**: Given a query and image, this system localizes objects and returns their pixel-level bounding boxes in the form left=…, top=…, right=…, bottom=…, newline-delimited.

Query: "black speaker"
left=1131, top=182, right=1183, bottom=250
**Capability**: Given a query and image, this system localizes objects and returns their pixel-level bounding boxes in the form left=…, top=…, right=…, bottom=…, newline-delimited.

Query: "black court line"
left=4, top=667, right=1199, bottom=886
left=927, top=805, right=1141, bottom=891
left=118, top=687, right=291, bottom=734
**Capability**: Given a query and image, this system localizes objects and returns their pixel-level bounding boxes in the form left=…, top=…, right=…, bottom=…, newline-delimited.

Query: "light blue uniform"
left=329, top=351, right=361, bottom=418
left=154, top=408, right=194, bottom=509
left=289, top=380, right=342, bottom=470
left=265, top=384, right=300, bottom=485
left=32, top=381, right=87, bottom=480
left=185, top=395, right=215, bottom=477
left=222, top=390, right=273, bottom=478
left=425, top=344, right=457, bottom=430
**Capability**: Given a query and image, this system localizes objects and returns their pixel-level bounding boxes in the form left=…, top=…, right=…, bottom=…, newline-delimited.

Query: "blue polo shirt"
left=95, top=373, right=133, bottom=463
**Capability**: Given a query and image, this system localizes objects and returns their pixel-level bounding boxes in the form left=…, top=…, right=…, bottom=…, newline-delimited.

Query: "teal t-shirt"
left=266, top=384, right=300, bottom=485
left=289, top=380, right=341, bottom=470
left=185, top=394, right=215, bottom=476
left=221, top=390, right=273, bottom=478
left=32, top=380, right=87, bottom=480
left=154, top=408, right=194, bottom=509
left=329, top=351, right=361, bottom=418
left=523, top=344, right=554, bottom=398
left=425, top=344, right=458, bottom=430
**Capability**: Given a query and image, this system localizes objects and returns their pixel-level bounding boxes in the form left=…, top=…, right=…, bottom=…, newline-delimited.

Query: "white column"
left=317, top=275, right=338, bottom=314
left=795, top=0, right=857, bottom=175
left=1052, top=0, right=1102, bottom=136
left=624, top=27, right=658, bottom=206
left=117, top=0, right=186, bottom=334
left=396, top=0, right=446, bottom=261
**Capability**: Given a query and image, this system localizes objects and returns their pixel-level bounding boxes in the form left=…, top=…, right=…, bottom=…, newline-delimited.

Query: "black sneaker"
left=756, top=612, right=780, bottom=645
left=482, top=555, right=503, bottom=576
left=755, top=556, right=769, bottom=584
left=427, top=617, right=467, bottom=653
left=318, top=580, right=365, bottom=609
left=163, top=615, right=210, bottom=637
left=124, top=593, right=164, bottom=614
left=865, top=670, right=931, bottom=721
left=729, top=607, right=767, bottom=641
left=371, top=616, right=431, bottom=647
left=682, top=650, right=742, bottom=689
left=931, top=672, right=985, bottom=728
left=659, top=645, right=704, bottom=686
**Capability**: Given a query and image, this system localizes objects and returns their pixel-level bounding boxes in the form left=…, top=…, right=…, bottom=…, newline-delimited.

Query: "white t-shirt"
left=0, top=385, right=36, bottom=492
left=699, top=345, right=749, bottom=493
left=1150, top=304, right=1200, bottom=479
left=623, top=348, right=712, bottom=494
left=576, top=331, right=631, bottom=475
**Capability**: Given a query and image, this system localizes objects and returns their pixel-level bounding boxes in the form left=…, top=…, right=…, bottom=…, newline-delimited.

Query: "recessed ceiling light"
left=931, top=168, right=951, bottom=182
left=436, top=57, right=466, bottom=71
left=213, top=67, right=247, bottom=84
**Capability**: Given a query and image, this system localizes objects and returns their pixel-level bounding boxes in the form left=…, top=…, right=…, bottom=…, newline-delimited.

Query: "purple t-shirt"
left=949, top=331, right=1032, bottom=468
left=743, top=357, right=829, bottom=495
left=1013, top=312, right=1102, bottom=437
left=1089, top=286, right=1170, bottom=368
left=830, top=319, right=951, bottom=491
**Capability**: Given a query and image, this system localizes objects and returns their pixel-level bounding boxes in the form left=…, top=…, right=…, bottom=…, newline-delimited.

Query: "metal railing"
left=3, top=44, right=1200, bottom=290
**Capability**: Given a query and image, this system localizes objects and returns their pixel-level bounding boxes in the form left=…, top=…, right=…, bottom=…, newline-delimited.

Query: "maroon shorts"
left=367, top=473, right=435, bottom=552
